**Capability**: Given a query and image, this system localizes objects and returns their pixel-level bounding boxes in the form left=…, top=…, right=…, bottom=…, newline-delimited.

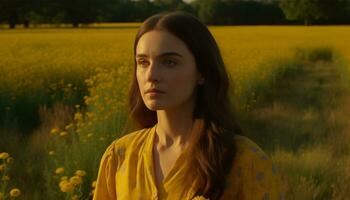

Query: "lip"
left=145, top=88, right=165, bottom=94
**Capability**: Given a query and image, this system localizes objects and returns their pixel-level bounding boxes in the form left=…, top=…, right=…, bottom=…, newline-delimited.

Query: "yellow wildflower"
left=59, top=180, right=68, bottom=188
left=50, top=128, right=59, bottom=135
left=9, top=188, right=21, bottom=197
left=69, top=176, right=82, bottom=186
left=74, top=113, right=83, bottom=121
left=87, top=133, right=93, bottom=138
left=55, top=167, right=64, bottom=175
left=91, top=181, right=97, bottom=188
left=86, top=112, right=95, bottom=119
left=2, top=175, right=10, bottom=181
left=0, top=152, right=9, bottom=160
left=75, top=170, right=86, bottom=177
left=75, top=104, right=80, bottom=109
left=59, top=180, right=74, bottom=193
left=65, top=123, right=74, bottom=130
left=84, top=79, right=91, bottom=85
left=0, top=164, right=6, bottom=172
left=71, top=194, right=79, bottom=200
left=6, top=157, right=14, bottom=164
left=59, top=131, right=68, bottom=137
left=48, top=151, right=55, bottom=155
left=84, top=97, right=92, bottom=105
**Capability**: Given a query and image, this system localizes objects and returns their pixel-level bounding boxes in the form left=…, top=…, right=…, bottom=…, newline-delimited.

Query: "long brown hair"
left=128, top=11, right=242, bottom=199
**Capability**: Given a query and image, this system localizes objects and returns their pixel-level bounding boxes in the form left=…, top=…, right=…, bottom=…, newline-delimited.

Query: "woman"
left=93, top=11, right=284, bottom=200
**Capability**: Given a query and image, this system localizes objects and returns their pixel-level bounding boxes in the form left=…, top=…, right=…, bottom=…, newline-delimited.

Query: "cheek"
left=136, top=71, right=145, bottom=97
left=136, top=70, right=143, bottom=87
left=169, top=71, right=197, bottom=94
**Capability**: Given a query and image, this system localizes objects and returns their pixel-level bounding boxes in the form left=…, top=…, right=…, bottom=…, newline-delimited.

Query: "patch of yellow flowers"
left=0, top=189, right=21, bottom=200
left=0, top=152, right=21, bottom=199
left=53, top=168, right=97, bottom=199
left=57, top=169, right=85, bottom=192
left=55, top=168, right=88, bottom=199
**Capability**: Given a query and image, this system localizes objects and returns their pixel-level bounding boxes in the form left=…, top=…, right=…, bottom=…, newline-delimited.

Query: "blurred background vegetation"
left=1, top=0, right=350, bottom=29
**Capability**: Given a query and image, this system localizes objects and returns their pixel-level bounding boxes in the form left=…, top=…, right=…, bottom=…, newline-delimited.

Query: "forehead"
left=136, top=30, right=190, bottom=57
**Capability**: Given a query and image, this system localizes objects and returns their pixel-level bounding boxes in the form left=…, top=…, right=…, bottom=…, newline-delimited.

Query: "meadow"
left=1, top=25, right=350, bottom=199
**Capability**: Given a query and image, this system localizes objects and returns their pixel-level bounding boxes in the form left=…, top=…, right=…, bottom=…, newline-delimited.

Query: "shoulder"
left=233, top=135, right=272, bottom=164
left=232, top=135, right=279, bottom=178
left=94, top=128, right=152, bottom=200
left=102, top=127, right=151, bottom=158
left=227, top=135, right=285, bottom=199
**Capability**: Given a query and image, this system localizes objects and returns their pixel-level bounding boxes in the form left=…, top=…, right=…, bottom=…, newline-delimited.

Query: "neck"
left=155, top=99, right=196, bottom=150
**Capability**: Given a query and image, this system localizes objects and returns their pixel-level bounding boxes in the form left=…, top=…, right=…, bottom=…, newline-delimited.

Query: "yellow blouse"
left=93, top=124, right=285, bottom=200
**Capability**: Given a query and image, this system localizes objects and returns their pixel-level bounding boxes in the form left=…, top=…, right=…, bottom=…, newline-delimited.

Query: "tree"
left=133, top=0, right=157, bottom=21
left=196, top=0, right=222, bottom=24
left=154, top=0, right=182, bottom=7
left=0, top=0, right=21, bottom=28
left=18, top=0, right=43, bottom=28
left=58, top=0, right=110, bottom=27
left=279, top=0, right=346, bottom=25
left=0, top=0, right=60, bottom=28
left=223, top=1, right=285, bottom=25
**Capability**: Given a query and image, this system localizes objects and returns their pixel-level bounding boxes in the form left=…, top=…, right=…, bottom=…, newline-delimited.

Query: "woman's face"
left=135, top=30, right=204, bottom=111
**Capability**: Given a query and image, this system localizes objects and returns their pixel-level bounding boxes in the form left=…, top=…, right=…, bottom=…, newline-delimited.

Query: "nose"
left=147, top=61, right=161, bottom=83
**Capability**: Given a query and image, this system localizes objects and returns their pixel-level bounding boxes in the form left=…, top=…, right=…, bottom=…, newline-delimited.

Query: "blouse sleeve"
left=239, top=145, right=285, bottom=200
left=93, top=141, right=118, bottom=200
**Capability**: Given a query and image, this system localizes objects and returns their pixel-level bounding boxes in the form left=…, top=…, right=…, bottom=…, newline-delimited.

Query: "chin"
left=146, top=101, right=181, bottom=111
left=145, top=102, right=165, bottom=111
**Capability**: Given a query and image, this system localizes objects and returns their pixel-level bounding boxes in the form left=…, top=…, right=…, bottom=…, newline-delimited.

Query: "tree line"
left=0, top=0, right=349, bottom=29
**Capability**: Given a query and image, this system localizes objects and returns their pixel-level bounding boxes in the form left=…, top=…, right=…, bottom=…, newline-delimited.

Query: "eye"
left=163, top=59, right=177, bottom=67
left=137, top=59, right=149, bottom=67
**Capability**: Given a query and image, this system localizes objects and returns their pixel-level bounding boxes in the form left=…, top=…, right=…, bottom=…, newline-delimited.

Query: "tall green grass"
left=239, top=47, right=350, bottom=199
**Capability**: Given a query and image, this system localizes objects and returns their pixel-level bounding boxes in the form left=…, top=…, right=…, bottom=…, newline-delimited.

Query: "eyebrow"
left=136, top=52, right=183, bottom=59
